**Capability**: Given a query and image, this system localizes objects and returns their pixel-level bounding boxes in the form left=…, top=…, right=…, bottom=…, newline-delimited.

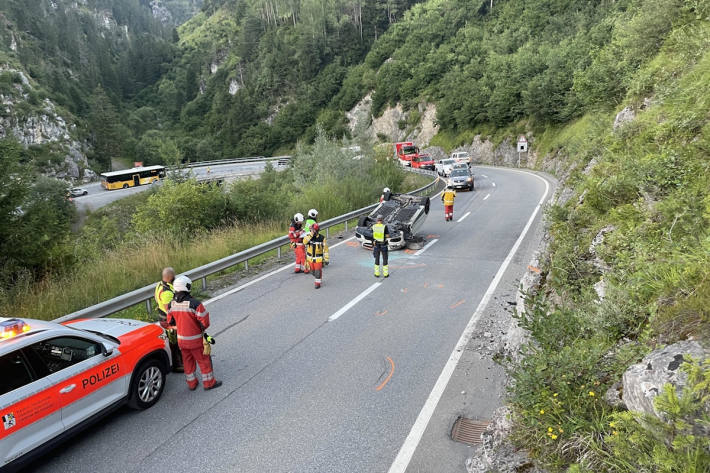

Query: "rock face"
left=457, top=135, right=522, bottom=167
left=622, top=341, right=710, bottom=418
left=0, top=67, right=90, bottom=181
left=466, top=407, right=546, bottom=473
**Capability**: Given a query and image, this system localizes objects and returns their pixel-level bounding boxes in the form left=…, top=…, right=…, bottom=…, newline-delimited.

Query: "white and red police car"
left=0, top=316, right=171, bottom=471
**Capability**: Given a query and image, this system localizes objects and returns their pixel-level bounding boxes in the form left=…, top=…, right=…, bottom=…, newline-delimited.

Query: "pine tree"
left=88, top=87, right=123, bottom=170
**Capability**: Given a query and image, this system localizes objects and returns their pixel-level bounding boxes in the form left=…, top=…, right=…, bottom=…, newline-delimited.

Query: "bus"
left=100, top=165, right=166, bottom=190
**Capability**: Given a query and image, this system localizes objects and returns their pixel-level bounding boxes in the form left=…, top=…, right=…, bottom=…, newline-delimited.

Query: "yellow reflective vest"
left=442, top=189, right=456, bottom=206
left=154, top=281, right=174, bottom=316
left=372, top=223, right=389, bottom=243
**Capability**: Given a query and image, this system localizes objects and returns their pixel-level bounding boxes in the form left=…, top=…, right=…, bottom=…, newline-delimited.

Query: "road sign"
left=517, top=136, right=528, bottom=153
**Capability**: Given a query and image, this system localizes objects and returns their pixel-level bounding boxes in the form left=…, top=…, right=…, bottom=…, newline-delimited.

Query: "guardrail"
left=54, top=169, right=440, bottom=323
left=179, top=155, right=291, bottom=169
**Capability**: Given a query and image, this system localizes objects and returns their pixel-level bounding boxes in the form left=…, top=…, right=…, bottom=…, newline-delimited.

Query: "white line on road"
left=481, top=174, right=488, bottom=178
left=492, top=182, right=496, bottom=187
left=204, top=237, right=355, bottom=305
left=456, top=212, right=471, bottom=223
left=414, top=238, right=438, bottom=256
left=328, top=282, right=381, bottom=322
left=387, top=173, right=550, bottom=473
left=484, top=193, right=490, bottom=201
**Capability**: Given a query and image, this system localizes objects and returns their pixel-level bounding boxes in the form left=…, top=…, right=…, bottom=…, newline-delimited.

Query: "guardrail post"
left=201, top=277, right=207, bottom=290
left=145, top=299, right=151, bottom=314
left=277, top=246, right=282, bottom=259
left=326, top=227, right=330, bottom=238
left=245, top=260, right=249, bottom=271
left=345, top=220, right=348, bottom=232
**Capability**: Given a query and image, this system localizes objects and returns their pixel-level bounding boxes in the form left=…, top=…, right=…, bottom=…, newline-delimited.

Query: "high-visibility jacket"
left=303, top=232, right=329, bottom=263
left=154, top=281, right=174, bottom=316
left=372, top=223, right=390, bottom=244
left=304, top=218, right=317, bottom=234
left=442, top=189, right=456, bottom=206
left=167, top=293, right=210, bottom=350
left=288, top=221, right=305, bottom=244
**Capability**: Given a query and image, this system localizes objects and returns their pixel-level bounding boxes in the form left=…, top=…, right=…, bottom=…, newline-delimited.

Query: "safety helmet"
left=311, top=223, right=320, bottom=232
left=173, top=275, right=192, bottom=292
left=308, top=209, right=318, bottom=218
left=383, top=187, right=390, bottom=193
left=294, top=213, right=304, bottom=223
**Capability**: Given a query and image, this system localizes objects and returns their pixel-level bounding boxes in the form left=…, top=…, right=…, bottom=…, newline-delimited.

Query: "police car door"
left=26, top=336, right=125, bottom=431
left=0, top=349, right=64, bottom=467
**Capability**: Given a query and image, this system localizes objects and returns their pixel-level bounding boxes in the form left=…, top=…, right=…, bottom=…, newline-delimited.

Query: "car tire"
left=122, top=184, right=129, bottom=189
left=128, top=358, right=166, bottom=410
left=82, top=191, right=88, bottom=196
left=358, top=215, right=370, bottom=228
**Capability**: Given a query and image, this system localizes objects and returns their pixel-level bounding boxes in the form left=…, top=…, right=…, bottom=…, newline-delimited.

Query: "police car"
left=0, top=317, right=171, bottom=471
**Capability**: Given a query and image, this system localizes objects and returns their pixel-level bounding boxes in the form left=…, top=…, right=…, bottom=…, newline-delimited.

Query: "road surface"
left=29, top=166, right=552, bottom=473
left=73, top=161, right=274, bottom=212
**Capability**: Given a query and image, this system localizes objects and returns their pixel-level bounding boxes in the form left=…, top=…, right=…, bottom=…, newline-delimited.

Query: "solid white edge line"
left=456, top=211, right=471, bottom=223
left=413, top=238, right=438, bottom=256
left=483, top=194, right=490, bottom=201
left=387, top=172, right=550, bottom=473
left=204, top=236, right=355, bottom=305
left=328, top=282, right=381, bottom=322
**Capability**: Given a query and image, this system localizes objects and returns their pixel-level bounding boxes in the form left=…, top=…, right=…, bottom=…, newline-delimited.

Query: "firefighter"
left=154, top=267, right=183, bottom=372
left=303, top=223, right=329, bottom=289
left=442, top=185, right=457, bottom=222
left=168, top=275, right=222, bottom=391
left=372, top=215, right=390, bottom=278
left=289, top=213, right=307, bottom=273
left=380, top=187, right=392, bottom=202
left=304, top=208, right=318, bottom=233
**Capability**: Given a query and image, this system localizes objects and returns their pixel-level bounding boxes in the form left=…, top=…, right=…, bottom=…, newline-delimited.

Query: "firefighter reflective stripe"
left=177, top=333, right=203, bottom=341
left=373, top=223, right=386, bottom=242
left=202, top=372, right=214, bottom=382
left=185, top=372, right=196, bottom=381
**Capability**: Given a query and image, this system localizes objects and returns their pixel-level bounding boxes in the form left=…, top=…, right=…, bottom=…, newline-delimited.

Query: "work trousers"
left=294, top=243, right=306, bottom=272
left=444, top=205, right=454, bottom=221
left=373, top=243, right=388, bottom=265
left=181, top=346, right=217, bottom=389
left=310, top=260, right=323, bottom=287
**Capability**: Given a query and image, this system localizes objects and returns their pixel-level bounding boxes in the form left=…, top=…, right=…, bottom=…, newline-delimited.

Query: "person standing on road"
left=303, top=223, right=329, bottom=289
left=168, top=275, right=222, bottom=391
left=154, top=267, right=183, bottom=372
left=289, top=213, right=307, bottom=273
left=442, top=186, right=456, bottom=222
left=304, top=208, right=318, bottom=234
left=372, top=215, right=390, bottom=278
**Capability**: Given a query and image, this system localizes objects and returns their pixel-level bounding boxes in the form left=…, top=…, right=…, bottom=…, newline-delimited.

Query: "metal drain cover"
left=451, top=417, right=490, bottom=446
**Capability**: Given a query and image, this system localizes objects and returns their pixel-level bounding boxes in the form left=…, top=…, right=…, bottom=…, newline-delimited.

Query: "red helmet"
left=312, top=223, right=320, bottom=232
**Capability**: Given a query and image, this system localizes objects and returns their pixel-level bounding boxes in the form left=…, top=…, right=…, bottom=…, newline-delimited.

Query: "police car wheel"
left=128, top=359, right=166, bottom=410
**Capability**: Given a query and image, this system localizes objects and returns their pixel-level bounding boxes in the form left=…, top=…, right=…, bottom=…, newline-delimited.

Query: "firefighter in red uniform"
left=289, top=213, right=307, bottom=273
left=168, top=275, right=222, bottom=391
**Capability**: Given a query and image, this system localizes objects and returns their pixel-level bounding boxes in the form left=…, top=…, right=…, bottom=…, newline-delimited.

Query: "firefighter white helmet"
left=294, top=213, right=304, bottom=223
left=173, top=275, right=192, bottom=292
left=308, top=209, right=318, bottom=218
left=383, top=187, right=391, bottom=193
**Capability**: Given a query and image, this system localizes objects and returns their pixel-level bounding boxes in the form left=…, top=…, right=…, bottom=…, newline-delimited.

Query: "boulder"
left=613, top=106, right=635, bottom=131
left=82, top=168, right=98, bottom=183
left=621, top=341, right=710, bottom=418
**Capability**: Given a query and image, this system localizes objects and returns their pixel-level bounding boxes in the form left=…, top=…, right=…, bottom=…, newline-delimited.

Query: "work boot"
left=383, top=265, right=389, bottom=278
left=374, top=265, right=380, bottom=277
left=315, top=283, right=321, bottom=289
left=204, top=380, right=222, bottom=391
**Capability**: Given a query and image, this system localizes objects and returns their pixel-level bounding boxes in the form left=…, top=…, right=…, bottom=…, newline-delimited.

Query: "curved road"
left=73, top=161, right=274, bottom=212
left=29, top=167, right=552, bottom=473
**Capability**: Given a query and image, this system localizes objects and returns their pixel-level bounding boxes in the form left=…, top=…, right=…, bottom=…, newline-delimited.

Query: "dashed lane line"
left=484, top=194, right=490, bottom=201
left=456, top=212, right=471, bottom=223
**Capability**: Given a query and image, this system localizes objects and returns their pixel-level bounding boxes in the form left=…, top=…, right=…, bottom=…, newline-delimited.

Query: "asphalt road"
left=72, top=161, right=272, bottom=212
left=29, top=166, right=551, bottom=473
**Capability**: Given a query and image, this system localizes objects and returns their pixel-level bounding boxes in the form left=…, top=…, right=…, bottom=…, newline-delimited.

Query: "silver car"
left=448, top=168, right=474, bottom=191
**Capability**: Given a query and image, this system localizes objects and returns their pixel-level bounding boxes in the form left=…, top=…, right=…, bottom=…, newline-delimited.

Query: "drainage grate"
left=451, top=417, right=490, bottom=446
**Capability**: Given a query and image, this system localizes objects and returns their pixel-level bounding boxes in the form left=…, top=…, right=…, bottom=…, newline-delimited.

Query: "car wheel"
left=128, top=358, right=166, bottom=410
left=122, top=184, right=129, bottom=189
left=358, top=215, right=370, bottom=228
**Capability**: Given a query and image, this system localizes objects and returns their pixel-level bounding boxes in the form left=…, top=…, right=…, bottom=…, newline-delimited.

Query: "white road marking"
left=387, top=173, right=550, bottom=473
left=328, top=282, right=381, bottom=322
left=456, top=212, right=471, bottom=223
left=481, top=174, right=488, bottom=178
left=484, top=194, right=490, bottom=201
left=204, top=237, right=355, bottom=305
left=492, top=182, right=496, bottom=187
left=414, top=238, right=439, bottom=256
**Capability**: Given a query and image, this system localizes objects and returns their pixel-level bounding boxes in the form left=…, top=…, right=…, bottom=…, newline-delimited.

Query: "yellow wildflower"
left=613, top=430, right=618, bottom=435
left=609, top=421, right=616, bottom=428
left=540, top=409, right=545, bottom=415
left=589, top=391, right=595, bottom=397
left=548, top=427, right=553, bottom=432
left=551, top=434, right=558, bottom=440
left=553, top=393, right=558, bottom=397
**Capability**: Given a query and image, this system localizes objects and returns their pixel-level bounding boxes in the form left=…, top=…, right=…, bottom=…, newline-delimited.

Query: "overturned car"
left=355, top=193, right=430, bottom=250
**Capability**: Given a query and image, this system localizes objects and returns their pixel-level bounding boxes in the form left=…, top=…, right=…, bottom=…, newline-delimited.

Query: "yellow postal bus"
left=100, top=165, right=166, bottom=190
